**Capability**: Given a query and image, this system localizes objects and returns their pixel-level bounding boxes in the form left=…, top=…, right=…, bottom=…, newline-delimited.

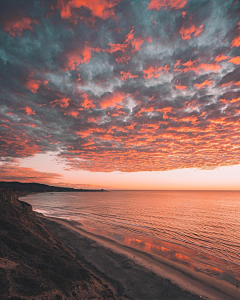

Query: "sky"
left=0, top=0, right=240, bottom=190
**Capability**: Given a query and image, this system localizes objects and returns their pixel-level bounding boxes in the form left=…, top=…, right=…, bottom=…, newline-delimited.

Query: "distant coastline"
left=0, top=181, right=106, bottom=197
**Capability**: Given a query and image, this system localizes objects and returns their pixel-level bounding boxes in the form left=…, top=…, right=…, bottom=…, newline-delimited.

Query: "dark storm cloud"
left=0, top=0, right=240, bottom=172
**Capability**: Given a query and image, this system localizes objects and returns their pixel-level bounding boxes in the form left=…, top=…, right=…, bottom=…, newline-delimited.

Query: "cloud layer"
left=0, top=0, right=240, bottom=172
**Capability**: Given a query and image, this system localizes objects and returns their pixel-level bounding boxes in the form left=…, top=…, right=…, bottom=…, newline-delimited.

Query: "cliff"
left=0, top=188, right=115, bottom=299
left=0, top=182, right=105, bottom=196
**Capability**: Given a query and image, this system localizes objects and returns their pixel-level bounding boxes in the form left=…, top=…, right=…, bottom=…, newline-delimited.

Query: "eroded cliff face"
left=0, top=188, right=115, bottom=300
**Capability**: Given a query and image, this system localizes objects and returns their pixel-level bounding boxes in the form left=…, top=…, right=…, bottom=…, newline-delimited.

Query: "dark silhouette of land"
left=1, top=187, right=236, bottom=300
left=0, top=187, right=114, bottom=299
left=0, top=181, right=105, bottom=197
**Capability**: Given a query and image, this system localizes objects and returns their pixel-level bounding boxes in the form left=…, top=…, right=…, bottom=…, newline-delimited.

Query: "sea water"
left=23, top=190, right=240, bottom=285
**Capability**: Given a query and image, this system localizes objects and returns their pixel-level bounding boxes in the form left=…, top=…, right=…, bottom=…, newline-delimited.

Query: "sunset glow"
left=1, top=0, right=240, bottom=190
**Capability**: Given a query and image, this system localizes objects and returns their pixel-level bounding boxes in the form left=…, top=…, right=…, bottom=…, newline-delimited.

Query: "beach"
left=39, top=214, right=240, bottom=300
left=2, top=0, right=240, bottom=298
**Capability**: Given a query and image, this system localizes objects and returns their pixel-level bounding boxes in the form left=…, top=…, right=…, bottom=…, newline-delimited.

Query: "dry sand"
left=40, top=214, right=240, bottom=300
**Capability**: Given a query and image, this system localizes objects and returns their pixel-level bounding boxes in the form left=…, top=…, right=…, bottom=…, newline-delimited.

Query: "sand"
left=39, top=214, right=240, bottom=300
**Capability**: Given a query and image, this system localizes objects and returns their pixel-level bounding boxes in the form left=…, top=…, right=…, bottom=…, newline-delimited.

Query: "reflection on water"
left=83, top=223, right=239, bottom=285
left=23, top=190, right=240, bottom=286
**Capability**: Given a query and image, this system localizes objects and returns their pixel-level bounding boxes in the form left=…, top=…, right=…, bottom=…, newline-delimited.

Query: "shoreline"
left=39, top=213, right=240, bottom=300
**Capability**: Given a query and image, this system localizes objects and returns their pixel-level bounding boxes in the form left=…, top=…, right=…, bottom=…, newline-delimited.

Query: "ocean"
left=23, top=190, right=240, bottom=286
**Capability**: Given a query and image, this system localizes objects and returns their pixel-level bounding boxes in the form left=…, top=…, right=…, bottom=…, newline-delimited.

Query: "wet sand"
left=39, top=214, right=240, bottom=300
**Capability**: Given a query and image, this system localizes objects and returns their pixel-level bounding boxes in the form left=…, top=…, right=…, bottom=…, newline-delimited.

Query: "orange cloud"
left=125, top=28, right=149, bottom=51
left=194, top=79, right=213, bottom=89
left=66, top=110, right=79, bottom=118
left=107, top=27, right=151, bottom=64
left=63, top=45, right=92, bottom=71
left=180, top=116, right=198, bottom=124
left=131, top=38, right=145, bottom=51
left=199, top=63, right=220, bottom=73
left=120, top=71, right=138, bottom=81
left=230, top=21, right=240, bottom=48
left=174, top=58, right=198, bottom=73
left=174, top=60, right=181, bottom=68
left=108, top=43, right=128, bottom=54
left=175, top=81, right=187, bottom=90
left=137, top=107, right=155, bottom=115
left=57, top=0, right=119, bottom=20
left=124, top=28, right=135, bottom=43
left=25, top=107, right=35, bottom=115
left=180, top=23, right=203, bottom=40
left=81, top=93, right=95, bottom=109
left=2, top=16, right=39, bottom=37
left=76, top=128, right=95, bottom=137
left=62, top=131, right=240, bottom=171
left=148, top=0, right=187, bottom=10
left=182, top=59, right=198, bottom=67
left=228, top=56, right=240, bottom=65
left=2, top=0, right=240, bottom=177
left=50, top=98, right=70, bottom=108
left=231, top=35, right=240, bottom=48
left=230, top=97, right=240, bottom=104
left=1, top=131, right=42, bottom=158
left=24, top=73, right=48, bottom=93
left=58, top=94, right=240, bottom=173
left=199, top=111, right=206, bottom=117
left=182, top=11, right=187, bottom=18
left=25, top=78, right=41, bottom=93
left=101, top=92, right=125, bottom=108
left=221, top=81, right=240, bottom=88
left=214, top=54, right=230, bottom=62
left=143, top=65, right=169, bottom=80
left=157, top=107, right=172, bottom=119
left=174, top=59, right=221, bottom=74
left=115, top=55, right=131, bottom=64
left=0, top=166, right=62, bottom=183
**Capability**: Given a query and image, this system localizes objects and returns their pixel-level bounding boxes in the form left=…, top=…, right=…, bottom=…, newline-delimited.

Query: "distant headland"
left=0, top=181, right=106, bottom=196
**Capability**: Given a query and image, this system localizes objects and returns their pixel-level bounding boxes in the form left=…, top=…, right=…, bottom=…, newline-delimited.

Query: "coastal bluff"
left=0, top=182, right=106, bottom=196
left=0, top=188, right=115, bottom=300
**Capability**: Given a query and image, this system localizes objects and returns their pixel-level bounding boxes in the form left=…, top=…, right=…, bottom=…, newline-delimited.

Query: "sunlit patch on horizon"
left=9, top=153, right=240, bottom=190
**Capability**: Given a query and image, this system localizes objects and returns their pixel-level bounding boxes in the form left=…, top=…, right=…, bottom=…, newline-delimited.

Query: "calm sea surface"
left=23, top=190, right=240, bottom=285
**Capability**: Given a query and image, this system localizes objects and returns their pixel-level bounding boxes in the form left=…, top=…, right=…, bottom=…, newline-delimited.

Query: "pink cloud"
left=57, top=0, right=119, bottom=20
left=50, top=98, right=70, bottom=108
left=180, top=23, right=203, bottom=40
left=24, top=72, right=48, bottom=93
left=2, top=16, right=39, bottom=37
left=148, top=0, right=187, bottom=11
